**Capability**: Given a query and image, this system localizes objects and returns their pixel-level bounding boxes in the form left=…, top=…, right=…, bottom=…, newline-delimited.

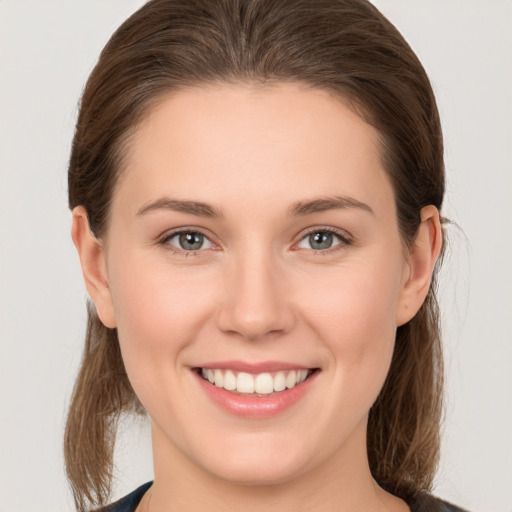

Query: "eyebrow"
left=136, top=194, right=373, bottom=218
left=136, top=198, right=222, bottom=218
left=288, top=195, right=374, bottom=216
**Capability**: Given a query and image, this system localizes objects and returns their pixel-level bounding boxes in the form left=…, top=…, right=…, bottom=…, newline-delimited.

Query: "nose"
left=216, top=248, right=296, bottom=342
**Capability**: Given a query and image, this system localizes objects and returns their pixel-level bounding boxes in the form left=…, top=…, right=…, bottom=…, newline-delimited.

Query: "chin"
left=190, top=433, right=314, bottom=486
left=204, top=456, right=306, bottom=486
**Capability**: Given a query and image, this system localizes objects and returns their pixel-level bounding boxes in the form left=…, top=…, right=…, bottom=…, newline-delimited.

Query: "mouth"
left=196, top=367, right=318, bottom=396
left=192, top=361, right=321, bottom=418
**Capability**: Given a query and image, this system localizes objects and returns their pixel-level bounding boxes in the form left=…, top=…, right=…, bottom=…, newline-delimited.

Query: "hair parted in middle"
left=65, top=1, right=445, bottom=510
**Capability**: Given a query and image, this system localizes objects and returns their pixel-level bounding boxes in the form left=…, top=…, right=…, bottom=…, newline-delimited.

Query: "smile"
left=193, top=362, right=320, bottom=418
left=199, top=368, right=312, bottom=395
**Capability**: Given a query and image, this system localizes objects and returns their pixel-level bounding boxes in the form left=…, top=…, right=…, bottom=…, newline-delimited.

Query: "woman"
left=65, top=0, right=464, bottom=511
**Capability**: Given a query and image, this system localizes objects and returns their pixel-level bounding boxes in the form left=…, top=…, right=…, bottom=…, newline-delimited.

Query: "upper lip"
left=195, top=360, right=314, bottom=373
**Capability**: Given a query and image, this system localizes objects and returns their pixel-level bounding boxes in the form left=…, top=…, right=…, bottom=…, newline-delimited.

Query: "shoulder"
left=438, top=502, right=469, bottom=512
left=96, top=484, right=469, bottom=512
left=98, top=482, right=152, bottom=512
left=409, top=492, right=469, bottom=512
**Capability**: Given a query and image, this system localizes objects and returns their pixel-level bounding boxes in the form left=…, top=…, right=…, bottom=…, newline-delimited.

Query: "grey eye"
left=179, top=232, right=204, bottom=250
left=167, top=231, right=213, bottom=251
left=297, top=231, right=343, bottom=251
left=310, top=232, right=334, bottom=250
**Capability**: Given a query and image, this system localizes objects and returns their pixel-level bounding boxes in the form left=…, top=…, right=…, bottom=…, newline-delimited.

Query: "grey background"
left=1, top=1, right=511, bottom=510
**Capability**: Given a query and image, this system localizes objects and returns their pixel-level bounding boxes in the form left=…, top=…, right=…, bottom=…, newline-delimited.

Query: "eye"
left=163, top=230, right=213, bottom=251
left=296, top=229, right=349, bottom=251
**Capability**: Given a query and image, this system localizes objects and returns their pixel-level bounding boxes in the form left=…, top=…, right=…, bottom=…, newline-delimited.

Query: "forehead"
left=116, top=82, right=393, bottom=216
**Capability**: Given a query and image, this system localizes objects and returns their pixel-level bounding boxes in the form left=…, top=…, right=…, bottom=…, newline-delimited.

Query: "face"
left=92, top=83, right=419, bottom=484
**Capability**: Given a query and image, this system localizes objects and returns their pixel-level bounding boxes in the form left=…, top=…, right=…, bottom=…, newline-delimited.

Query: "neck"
left=147, top=420, right=408, bottom=512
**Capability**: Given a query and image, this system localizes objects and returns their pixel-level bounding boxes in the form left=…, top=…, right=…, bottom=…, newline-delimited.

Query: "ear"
left=396, top=205, right=443, bottom=326
left=71, top=206, right=117, bottom=328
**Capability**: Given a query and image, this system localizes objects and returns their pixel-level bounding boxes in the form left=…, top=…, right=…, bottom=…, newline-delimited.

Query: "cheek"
left=297, top=255, right=404, bottom=389
left=106, top=255, right=218, bottom=395
left=301, top=260, right=403, bottom=344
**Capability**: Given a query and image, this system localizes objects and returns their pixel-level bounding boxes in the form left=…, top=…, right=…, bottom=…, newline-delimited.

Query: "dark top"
left=101, top=482, right=152, bottom=512
left=102, top=482, right=468, bottom=512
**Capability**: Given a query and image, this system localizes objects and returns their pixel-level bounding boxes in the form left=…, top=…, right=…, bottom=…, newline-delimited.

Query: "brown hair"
left=65, top=0, right=445, bottom=510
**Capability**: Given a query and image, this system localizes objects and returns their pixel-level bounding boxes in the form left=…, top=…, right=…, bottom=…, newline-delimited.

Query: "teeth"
left=254, top=373, right=274, bottom=394
left=223, top=370, right=237, bottom=391
left=200, top=368, right=311, bottom=394
left=214, top=369, right=224, bottom=388
left=237, top=372, right=255, bottom=393
left=285, top=371, right=296, bottom=388
left=274, top=371, right=286, bottom=392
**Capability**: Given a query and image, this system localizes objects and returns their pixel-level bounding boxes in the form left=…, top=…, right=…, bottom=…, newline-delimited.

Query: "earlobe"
left=71, top=206, right=117, bottom=328
left=396, top=205, right=443, bottom=326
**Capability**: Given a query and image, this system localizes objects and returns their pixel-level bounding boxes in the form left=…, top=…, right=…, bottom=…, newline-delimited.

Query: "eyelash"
left=158, top=229, right=215, bottom=257
left=157, top=226, right=353, bottom=257
left=295, top=226, right=353, bottom=255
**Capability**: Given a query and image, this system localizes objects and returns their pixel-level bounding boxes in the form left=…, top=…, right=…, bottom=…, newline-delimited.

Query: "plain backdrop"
left=1, top=1, right=511, bottom=511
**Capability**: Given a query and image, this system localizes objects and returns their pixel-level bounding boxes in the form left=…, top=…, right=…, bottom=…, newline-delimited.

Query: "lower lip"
left=194, top=370, right=319, bottom=419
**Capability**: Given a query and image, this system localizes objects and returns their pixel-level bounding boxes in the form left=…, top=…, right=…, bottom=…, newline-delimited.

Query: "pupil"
left=179, top=232, right=203, bottom=250
left=310, top=232, right=333, bottom=250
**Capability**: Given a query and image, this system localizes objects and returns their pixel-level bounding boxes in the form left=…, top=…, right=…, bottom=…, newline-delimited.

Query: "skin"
left=72, top=83, right=442, bottom=512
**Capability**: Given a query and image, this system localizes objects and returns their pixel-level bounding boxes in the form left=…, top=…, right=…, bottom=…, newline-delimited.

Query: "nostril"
left=216, top=303, right=296, bottom=342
